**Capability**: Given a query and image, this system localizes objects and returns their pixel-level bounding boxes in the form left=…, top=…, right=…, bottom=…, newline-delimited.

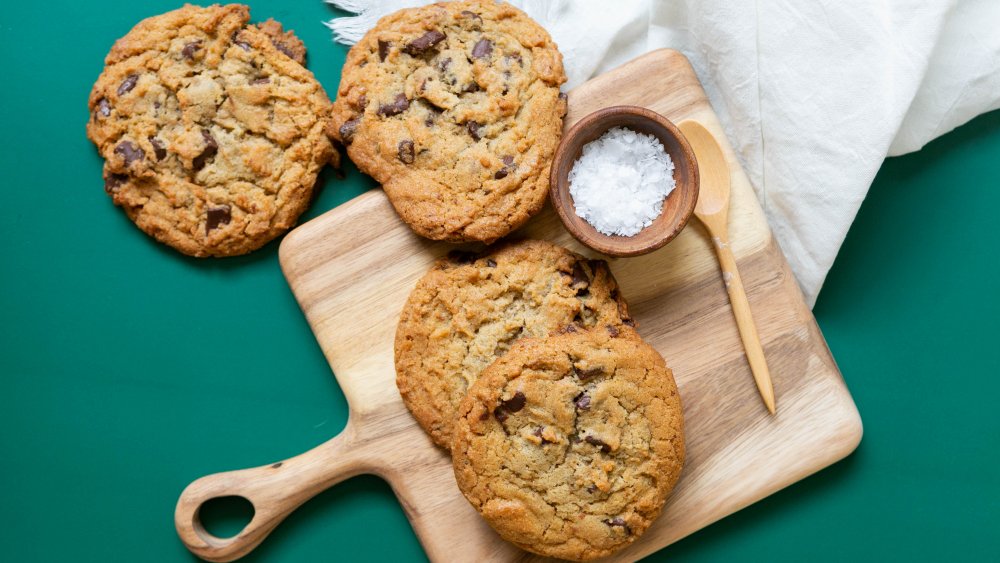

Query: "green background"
left=1, top=1, right=998, bottom=561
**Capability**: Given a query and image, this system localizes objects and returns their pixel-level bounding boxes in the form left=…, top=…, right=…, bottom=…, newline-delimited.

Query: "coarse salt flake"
left=568, top=127, right=675, bottom=236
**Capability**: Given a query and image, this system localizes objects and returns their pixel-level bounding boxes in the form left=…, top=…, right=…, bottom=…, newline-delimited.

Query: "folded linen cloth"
left=326, top=0, right=1000, bottom=306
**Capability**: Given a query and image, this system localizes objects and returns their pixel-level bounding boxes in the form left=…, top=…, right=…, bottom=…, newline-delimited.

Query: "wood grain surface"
left=175, top=49, right=862, bottom=562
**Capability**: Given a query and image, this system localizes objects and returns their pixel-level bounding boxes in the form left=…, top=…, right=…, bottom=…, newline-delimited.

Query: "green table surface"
left=2, top=1, right=998, bottom=561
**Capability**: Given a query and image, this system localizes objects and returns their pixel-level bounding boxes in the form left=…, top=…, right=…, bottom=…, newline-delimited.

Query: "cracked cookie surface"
left=330, top=0, right=567, bottom=243
left=87, top=4, right=336, bottom=257
left=395, top=240, right=632, bottom=450
left=452, top=327, right=685, bottom=561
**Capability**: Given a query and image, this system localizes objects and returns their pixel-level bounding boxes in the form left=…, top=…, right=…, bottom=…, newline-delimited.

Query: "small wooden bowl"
left=550, top=106, right=699, bottom=257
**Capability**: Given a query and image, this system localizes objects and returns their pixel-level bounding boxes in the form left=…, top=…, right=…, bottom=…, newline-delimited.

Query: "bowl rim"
left=549, top=105, right=700, bottom=257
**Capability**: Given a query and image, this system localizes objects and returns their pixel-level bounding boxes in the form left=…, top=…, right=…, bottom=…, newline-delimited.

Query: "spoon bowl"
left=549, top=106, right=699, bottom=257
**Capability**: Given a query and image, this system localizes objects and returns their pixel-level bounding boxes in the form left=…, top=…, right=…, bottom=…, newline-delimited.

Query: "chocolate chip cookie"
left=452, top=327, right=685, bottom=561
left=395, top=240, right=632, bottom=450
left=330, top=0, right=567, bottom=243
left=87, top=4, right=337, bottom=257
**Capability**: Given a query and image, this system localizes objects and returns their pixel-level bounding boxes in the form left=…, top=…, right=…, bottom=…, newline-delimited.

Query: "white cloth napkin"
left=326, top=0, right=1000, bottom=306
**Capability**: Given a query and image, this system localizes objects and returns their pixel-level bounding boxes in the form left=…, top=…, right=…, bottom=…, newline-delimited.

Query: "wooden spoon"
left=679, top=121, right=776, bottom=414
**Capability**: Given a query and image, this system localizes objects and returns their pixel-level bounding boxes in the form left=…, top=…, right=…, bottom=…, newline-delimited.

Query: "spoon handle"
left=709, top=229, right=777, bottom=414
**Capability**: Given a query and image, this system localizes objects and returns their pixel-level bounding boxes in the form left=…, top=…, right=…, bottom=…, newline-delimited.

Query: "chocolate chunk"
left=104, top=174, right=127, bottom=194
left=607, top=324, right=620, bottom=337
left=377, top=93, right=410, bottom=117
left=472, top=39, right=493, bottom=59
left=604, top=517, right=631, bottom=535
left=493, top=406, right=508, bottom=423
left=448, top=250, right=478, bottom=264
left=114, top=141, right=144, bottom=166
left=192, top=129, right=218, bottom=171
left=250, top=77, right=270, bottom=85
left=148, top=136, right=167, bottom=160
left=273, top=41, right=296, bottom=59
left=576, top=366, right=604, bottom=380
left=378, top=40, right=390, bottom=62
left=397, top=140, right=415, bottom=164
left=486, top=259, right=497, bottom=268
left=206, top=204, right=231, bottom=233
left=460, top=10, right=483, bottom=23
left=403, top=30, right=446, bottom=56
left=231, top=31, right=251, bottom=51
left=339, top=118, right=360, bottom=144
left=585, top=435, right=611, bottom=453
left=570, top=261, right=589, bottom=288
left=533, top=426, right=552, bottom=445
left=466, top=121, right=482, bottom=141
left=96, top=98, right=111, bottom=117
left=181, top=40, right=202, bottom=60
left=117, top=74, right=138, bottom=96
left=501, top=391, right=526, bottom=412
left=574, top=392, right=591, bottom=410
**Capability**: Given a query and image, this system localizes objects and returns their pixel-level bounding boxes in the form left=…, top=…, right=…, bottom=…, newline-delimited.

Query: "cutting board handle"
left=175, top=422, right=366, bottom=562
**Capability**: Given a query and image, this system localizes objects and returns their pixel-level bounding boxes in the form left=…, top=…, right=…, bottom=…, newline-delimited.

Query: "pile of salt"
left=567, top=127, right=675, bottom=237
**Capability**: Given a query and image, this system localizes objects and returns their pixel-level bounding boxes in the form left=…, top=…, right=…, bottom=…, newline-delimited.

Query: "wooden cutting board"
left=175, top=49, right=862, bottom=562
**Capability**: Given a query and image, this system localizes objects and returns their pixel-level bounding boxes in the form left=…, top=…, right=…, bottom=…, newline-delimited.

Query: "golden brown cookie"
left=87, top=4, right=337, bottom=257
left=452, top=327, right=685, bottom=561
left=395, top=240, right=632, bottom=449
left=330, top=0, right=567, bottom=243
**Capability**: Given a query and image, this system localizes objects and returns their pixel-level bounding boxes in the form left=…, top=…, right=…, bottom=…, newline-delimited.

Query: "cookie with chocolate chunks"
left=452, top=327, right=685, bottom=561
left=87, top=4, right=338, bottom=257
left=330, top=0, right=567, bottom=243
left=395, top=240, right=633, bottom=450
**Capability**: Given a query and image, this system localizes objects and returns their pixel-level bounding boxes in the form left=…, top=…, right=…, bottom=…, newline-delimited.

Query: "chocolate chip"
left=586, top=484, right=597, bottom=493
left=479, top=410, right=491, bottom=421
left=206, top=204, right=231, bottom=233
left=466, top=121, right=482, bottom=141
left=114, top=141, right=144, bottom=166
left=494, top=156, right=516, bottom=180
left=377, top=93, right=410, bottom=117
left=493, top=406, right=508, bottom=423
left=501, top=391, right=526, bottom=413
left=192, top=129, right=218, bottom=171
left=356, top=94, right=367, bottom=109
left=378, top=40, right=390, bottom=62
left=472, top=39, right=493, bottom=59
left=585, top=435, right=611, bottom=453
left=117, top=74, right=138, bottom=96
left=181, top=40, right=202, bottom=60
left=464, top=82, right=482, bottom=93
left=397, top=139, right=415, bottom=164
left=604, top=517, right=631, bottom=535
left=438, top=57, right=452, bottom=72
left=104, top=174, right=127, bottom=194
left=505, top=53, right=523, bottom=67
left=607, top=324, right=620, bottom=337
left=403, top=30, right=446, bottom=56
left=562, top=324, right=578, bottom=334
left=486, top=259, right=497, bottom=268
left=460, top=10, right=483, bottom=23
left=559, top=92, right=569, bottom=102
left=250, top=77, right=270, bottom=85
left=148, top=136, right=166, bottom=160
left=574, top=392, right=591, bottom=410
left=448, top=250, right=478, bottom=264
left=623, top=318, right=636, bottom=327
left=96, top=98, right=111, bottom=117
left=271, top=462, right=282, bottom=469
left=339, top=118, right=360, bottom=144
